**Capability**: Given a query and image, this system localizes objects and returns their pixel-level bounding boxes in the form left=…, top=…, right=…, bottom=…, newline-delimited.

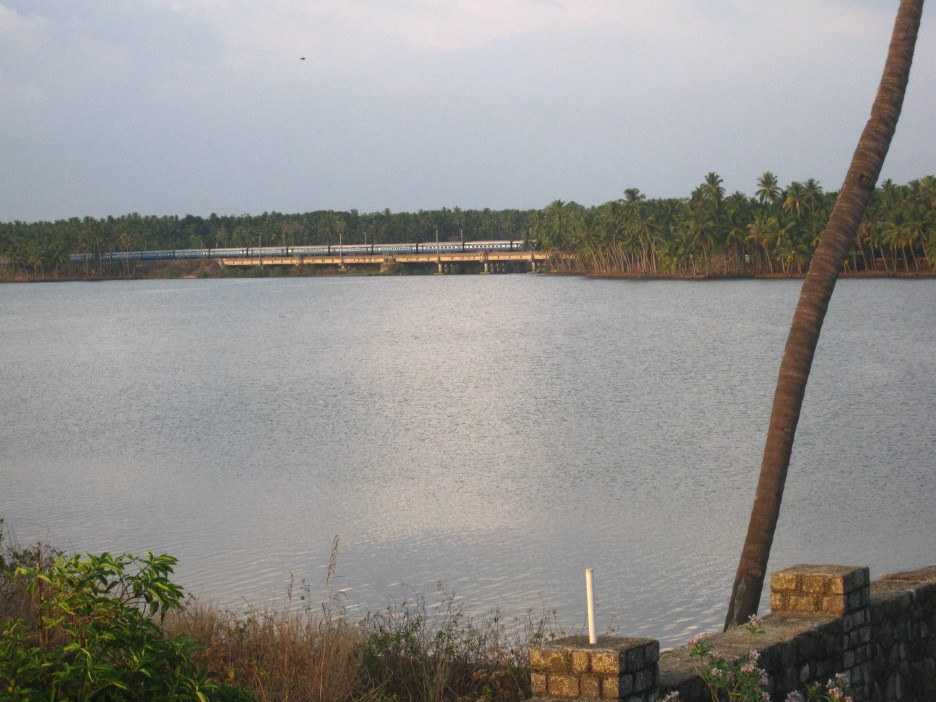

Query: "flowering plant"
left=668, top=634, right=855, bottom=702
left=744, top=615, right=766, bottom=635
left=788, top=675, right=854, bottom=702
left=688, top=635, right=769, bottom=702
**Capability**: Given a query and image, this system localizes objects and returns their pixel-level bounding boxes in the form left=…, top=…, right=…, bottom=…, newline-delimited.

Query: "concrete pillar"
left=530, top=636, right=659, bottom=701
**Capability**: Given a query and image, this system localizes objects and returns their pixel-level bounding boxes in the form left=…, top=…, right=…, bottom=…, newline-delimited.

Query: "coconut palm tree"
left=724, top=0, right=925, bottom=629
left=885, top=221, right=912, bottom=271
left=782, top=181, right=807, bottom=221
left=803, top=178, right=824, bottom=212
left=756, top=172, right=782, bottom=207
left=703, top=172, right=726, bottom=204
left=725, top=192, right=753, bottom=273
left=747, top=214, right=774, bottom=274
left=925, top=227, right=936, bottom=270
left=624, top=188, right=646, bottom=204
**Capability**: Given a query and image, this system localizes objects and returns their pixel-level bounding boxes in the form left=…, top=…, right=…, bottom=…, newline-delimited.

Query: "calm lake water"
left=2, top=276, right=934, bottom=646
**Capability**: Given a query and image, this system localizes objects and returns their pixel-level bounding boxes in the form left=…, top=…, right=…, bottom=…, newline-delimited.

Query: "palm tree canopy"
left=756, top=171, right=781, bottom=205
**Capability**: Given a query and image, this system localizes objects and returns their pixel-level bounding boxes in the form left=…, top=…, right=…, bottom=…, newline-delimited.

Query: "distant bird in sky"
left=299, top=57, right=306, bottom=61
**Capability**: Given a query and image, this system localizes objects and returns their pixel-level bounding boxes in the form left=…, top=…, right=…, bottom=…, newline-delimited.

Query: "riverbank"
left=0, top=525, right=544, bottom=702
left=4, top=258, right=936, bottom=283
left=586, top=268, right=936, bottom=281
left=0, top=258, right=520, bottom=282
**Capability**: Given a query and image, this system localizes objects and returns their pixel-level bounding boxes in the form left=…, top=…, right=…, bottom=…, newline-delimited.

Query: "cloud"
left=0, top=0, right=933, bottom=220
left=0, top=4, right=49, bottom=111
left=0, top=2, right=46, bottom=45
left=163, top=0, right=888, bottom=58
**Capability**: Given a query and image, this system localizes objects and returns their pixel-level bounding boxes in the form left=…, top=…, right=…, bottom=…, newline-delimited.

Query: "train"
left=68, top=240, right=530, bottom=264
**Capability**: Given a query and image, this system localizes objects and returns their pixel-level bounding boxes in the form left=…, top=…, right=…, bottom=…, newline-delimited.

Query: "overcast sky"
left=1, top=1, right=933, bottom=221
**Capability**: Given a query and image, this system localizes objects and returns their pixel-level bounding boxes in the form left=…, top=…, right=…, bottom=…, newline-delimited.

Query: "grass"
left=164, top=596, right=548, bottom=702
left=1, top=520, right=557, bottom=702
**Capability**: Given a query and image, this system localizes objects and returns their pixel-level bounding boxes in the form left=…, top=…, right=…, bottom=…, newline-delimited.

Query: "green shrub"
left=357, top=600, right=531, bottom=702
left=0, top=549, right=251, bottom=702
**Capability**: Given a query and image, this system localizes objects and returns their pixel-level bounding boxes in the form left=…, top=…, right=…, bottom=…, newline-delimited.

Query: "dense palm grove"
left=548, top=173, right=936, bottom=276
left=2, top=173, right=934, bottom=278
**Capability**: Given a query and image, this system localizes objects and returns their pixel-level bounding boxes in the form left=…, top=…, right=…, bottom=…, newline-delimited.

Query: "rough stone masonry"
left=530, top=636, right=659, bottom=702
left=529, top=563, right=936, bottom=702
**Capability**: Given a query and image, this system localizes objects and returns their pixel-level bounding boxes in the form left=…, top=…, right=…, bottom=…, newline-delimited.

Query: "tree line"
left=537, top=173, right=936, bottom=276
left=0, top=208, right=535, bottom=278
left=2, top=174, right=934, bottom=278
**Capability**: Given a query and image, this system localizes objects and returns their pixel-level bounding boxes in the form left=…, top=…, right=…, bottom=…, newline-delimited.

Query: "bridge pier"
left=219, top=248, right=558, bottom=274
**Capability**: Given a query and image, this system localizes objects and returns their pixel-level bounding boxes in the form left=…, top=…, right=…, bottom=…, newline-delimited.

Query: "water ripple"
left=2, top=277, right=935, bottom=647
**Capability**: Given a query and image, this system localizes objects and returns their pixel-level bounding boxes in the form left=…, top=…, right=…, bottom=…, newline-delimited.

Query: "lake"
left=2, top=275, right=934, bottom=647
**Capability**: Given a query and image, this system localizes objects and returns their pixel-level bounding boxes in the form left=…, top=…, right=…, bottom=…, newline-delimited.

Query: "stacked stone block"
left=770, top=564, right=871, bottom=617
left=530, top=636, right=659, bottom=701
left=770, top=565, right=873, bottom=699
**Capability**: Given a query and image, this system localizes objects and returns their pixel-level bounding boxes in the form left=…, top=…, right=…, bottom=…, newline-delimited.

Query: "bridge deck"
left=220, top=251, right=552, bottom=267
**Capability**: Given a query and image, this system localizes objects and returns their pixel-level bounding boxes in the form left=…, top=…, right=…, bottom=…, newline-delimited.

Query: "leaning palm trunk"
left=724, top=0, right=925, bottom=629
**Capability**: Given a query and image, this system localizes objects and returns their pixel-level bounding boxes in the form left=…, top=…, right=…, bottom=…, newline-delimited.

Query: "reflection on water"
left=2, top=276, right=935, bottom=646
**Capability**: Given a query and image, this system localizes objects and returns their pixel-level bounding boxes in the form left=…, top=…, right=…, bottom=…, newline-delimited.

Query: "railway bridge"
left=220, top=249, right=555, bottom=273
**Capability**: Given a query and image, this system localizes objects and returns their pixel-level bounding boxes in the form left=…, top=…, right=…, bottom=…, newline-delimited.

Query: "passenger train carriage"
left=69, top=240, right=528, bottom=263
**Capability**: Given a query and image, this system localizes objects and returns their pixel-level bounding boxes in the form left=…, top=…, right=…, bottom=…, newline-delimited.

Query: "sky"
left=1, top=0, right=934, bottom=221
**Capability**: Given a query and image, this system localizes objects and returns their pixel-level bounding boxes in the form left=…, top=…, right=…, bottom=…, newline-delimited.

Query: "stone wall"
left=529, top=563, right=936, bottom=702
left=867, top=567, right=936, bottom=700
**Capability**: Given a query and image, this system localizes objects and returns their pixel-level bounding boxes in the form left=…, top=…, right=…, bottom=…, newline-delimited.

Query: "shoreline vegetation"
left=3, top=258, right=936, bottom=284
left=2, top=173, right=935, bottom=283
left=586, top=268, right=936, bottom=281
left=0, top=521, right=550, bottom=702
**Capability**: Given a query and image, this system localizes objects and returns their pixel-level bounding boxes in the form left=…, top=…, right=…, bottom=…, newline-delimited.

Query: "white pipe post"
left=585, top=568, right=597, bottom=645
